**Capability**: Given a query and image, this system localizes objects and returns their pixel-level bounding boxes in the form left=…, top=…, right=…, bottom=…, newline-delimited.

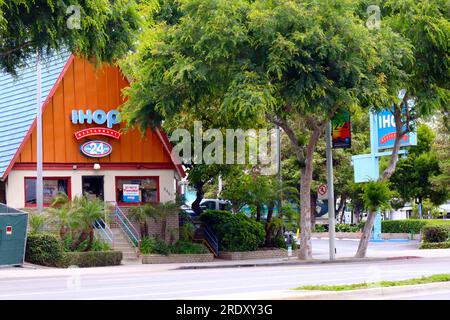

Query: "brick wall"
left=142, top=253, right=214, bottom=264
left=219, top=249, right=298, bottom=260
left=118, top=206, right=180, bottom=244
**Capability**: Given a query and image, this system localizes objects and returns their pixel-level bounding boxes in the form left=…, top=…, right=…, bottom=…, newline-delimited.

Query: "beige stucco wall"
left=6, top=169, right=177, bottom=209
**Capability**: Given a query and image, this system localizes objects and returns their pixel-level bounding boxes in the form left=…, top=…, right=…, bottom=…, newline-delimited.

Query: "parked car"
left=199, top=199, right=232, bottom=211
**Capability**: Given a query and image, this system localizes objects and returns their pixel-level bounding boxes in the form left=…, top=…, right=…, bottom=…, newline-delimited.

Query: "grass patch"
left=295, top=274, right=450, bottom=291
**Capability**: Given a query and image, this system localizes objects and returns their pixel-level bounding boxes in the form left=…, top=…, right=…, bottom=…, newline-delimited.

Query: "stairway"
left=111, top=227, right=139, bottom=261
left=193, top=223, right=219, bottom=257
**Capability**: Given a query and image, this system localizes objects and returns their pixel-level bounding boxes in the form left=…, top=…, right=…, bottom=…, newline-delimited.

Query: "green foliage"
left=0, top=0, right=142, bottom=74
left=62, top=234, right=111, bottom=252
left=170, top=240, right=208, bottom=254
left=179, top=222, right=195, bottom=241
left=422, top=226, right=450, bottom=243
left=314, top=224, right=327, bottom=233
left=200, top=210, right=265, bottom=252
left=361, top=181, right=393, bottom=212
left=139, top=236, right=156, bottom=255
left=381, top=219, right=450, bottom=234
left=28, top=213, right=45, bottom=234
left=64, top=251, right=122, bottom=268
left=420, top=242, right=450, bottom=249
left=25, top=233, right=65, bottom=267
left=335, top=224, right=361, bottom=233
left=295, top=274, right=450, bottom=291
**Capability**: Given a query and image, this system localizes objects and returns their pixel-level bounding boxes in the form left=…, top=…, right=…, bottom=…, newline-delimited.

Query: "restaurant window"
left=116, top=177, right=159, bottom=204
left=25, top=177, right=70, bottom=207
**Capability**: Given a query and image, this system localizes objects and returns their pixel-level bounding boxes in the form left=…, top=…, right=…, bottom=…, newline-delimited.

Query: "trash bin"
left=0, top=204, right=28, bottom=266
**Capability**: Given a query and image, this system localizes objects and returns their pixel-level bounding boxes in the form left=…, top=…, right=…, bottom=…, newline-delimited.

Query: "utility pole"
left=276, top=125, right=282, bottom=216
left=325, top=122, right=336, bottom=260
left=36, top=53, right=43, bottom=213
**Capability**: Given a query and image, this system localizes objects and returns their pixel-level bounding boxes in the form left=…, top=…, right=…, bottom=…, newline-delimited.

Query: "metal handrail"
left=114, top=206, right=141, bottom=255
left=93, top=218, right=114, bottom=246
left=203, top=225, right=219, bottom=256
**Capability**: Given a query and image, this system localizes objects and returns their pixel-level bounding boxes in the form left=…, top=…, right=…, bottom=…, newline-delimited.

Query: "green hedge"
left=64, top=251, right=122, bottom=268
left=420, top=242, right=450, bottom=249
left=200, top=210, right=265, bottom=252
left=381, top=219, right=450, bottom=234
left=25, top=233, right=66, bottom=267
left=422, top=226, right=449, bottom=243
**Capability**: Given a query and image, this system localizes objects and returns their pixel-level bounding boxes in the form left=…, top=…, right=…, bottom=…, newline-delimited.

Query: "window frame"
left=115, top=176, right=160, bottom=206
left=24, top=176, right=72, bottom=208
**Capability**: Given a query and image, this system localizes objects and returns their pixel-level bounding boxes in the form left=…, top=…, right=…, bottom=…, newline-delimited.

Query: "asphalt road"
left=1, top=239, right=450, bottom=300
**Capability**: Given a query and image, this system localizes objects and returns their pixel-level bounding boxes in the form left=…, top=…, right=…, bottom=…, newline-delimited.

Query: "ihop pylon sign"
left=377, top=108, right=417, bottom=149
left=351, top=98, right=416, bottom=241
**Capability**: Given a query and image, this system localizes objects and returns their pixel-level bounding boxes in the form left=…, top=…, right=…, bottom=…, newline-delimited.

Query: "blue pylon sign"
left=352, top=104, right=416, bottom=241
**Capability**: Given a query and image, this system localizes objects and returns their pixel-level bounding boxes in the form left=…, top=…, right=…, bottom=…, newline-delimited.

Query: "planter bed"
left=142, top=253, right=215, bottom=264
left=218, top=248, right=299, bottom=260
left=65, top=251, right=123, bottom=268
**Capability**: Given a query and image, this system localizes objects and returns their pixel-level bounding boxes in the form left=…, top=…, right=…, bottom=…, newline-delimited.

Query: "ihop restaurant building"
left=0, top=53, right=185, bottom=209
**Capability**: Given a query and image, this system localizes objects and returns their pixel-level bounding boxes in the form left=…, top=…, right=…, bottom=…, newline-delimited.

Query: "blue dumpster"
left=0, top=204, right=28, bottom=266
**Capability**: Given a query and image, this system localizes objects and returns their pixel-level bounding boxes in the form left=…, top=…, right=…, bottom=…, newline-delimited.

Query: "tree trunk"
left=310, top=193, right=317, bottom=231
left=264, top=204, right=275, bottom=247
left=355, top=209, right=376, bottom=258
left=161, top=218, right=167, bottom=243
left=298, top=125, right=323, bottom=260
left=381, top=105, right=408, bottom=181
left=84, top=227, right=94, bottom=252
left=191, top=182, right=205, bottom=216
left=72, top=231, right=88, bottom=251
left=256, top=205, right=261, bottom=222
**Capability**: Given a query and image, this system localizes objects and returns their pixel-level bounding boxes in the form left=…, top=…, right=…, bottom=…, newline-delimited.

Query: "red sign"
left=6, top=226, right=12, bottom=235
left=317, top=184, right=328, bottom=200
left=74, top=127, right=121, bottom=140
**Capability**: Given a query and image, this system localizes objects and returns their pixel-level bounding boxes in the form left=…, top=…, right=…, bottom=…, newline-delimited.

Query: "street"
left=1, top=239, right=450, bottom=300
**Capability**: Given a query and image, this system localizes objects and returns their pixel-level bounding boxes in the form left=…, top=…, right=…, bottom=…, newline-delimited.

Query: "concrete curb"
left=175, top=255, right=421, bottom=270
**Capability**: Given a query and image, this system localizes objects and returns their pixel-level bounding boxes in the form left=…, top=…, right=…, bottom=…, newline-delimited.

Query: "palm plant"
left=46, top=192, right=76, bottom=240
left=28, top=213, right=45, bottom=233
left=149, top=201, right=180, bottom=243
left=128, top=204, right=155, bottom=237
left=71, top=195, right=104, bottom=251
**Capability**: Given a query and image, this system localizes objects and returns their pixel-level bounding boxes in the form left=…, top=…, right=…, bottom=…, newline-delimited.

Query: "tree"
left=390, top=124, right=447, bottom=209
left=353, top=0, right=449, bottom=257
left=71, top=196, right=104, bottom=252
left=355, top=180, right=393, bottom=258
left=122, top=0, right=406, bottom=260
left=0, top=0, right=141, bottom=74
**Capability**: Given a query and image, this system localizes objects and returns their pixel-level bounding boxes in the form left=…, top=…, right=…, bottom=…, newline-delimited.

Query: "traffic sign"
left=317, top=184, right=328, bottom=200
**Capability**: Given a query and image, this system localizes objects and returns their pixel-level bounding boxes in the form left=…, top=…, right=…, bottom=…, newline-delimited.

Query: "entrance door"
left=82, top=176, right=104, bottom=200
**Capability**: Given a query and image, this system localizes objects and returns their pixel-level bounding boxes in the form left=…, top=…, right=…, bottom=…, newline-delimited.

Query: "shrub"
left=139, top=236, right=156, bottom=255
left=381, top=220, right=427, bottom=233
left=25, top=233, right=65, bottom=267
left=420, top=242, right=450, bottom=249
left=200, top=210, right=265, bottom=252
left=179, top=222, right=195, bottom=241
left=380, top=219, right=450, bottom=234
left=314, top=224, right=327, bottom=232
left=422, top=226, right=449, bottom=243
left=171, top=241, right=209, bottom=254
left=335, top=224, right=361, bottom=233
left=139, top=236, right=171, bottom=255
left=274, top=234, right=286, bottom=248
left=65, top=251, right=122, bottom=268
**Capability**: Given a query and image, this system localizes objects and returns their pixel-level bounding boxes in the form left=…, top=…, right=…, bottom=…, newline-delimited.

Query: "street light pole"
left=326, top=122, right=336, bottom=260
left=36, top=53, right=43, bottom=213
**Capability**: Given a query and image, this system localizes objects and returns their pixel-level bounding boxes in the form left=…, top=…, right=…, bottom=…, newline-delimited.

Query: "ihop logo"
left=71, top=109, right=121, bottom=128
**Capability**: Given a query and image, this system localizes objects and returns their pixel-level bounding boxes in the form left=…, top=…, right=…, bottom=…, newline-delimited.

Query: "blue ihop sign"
left=376, top=108, right=417, bottom=150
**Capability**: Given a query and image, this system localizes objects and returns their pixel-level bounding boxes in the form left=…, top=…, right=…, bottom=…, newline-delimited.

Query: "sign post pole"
left=36, top=53, right=43, bottom=214
left=326, top=122, right=336, bottom=260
